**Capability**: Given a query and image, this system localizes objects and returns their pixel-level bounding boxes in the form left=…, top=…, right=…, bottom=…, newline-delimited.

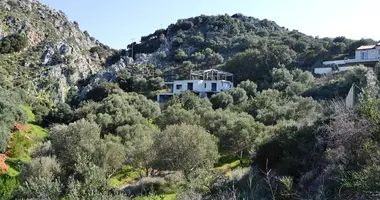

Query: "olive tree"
left=210, top=92, right=233, bottom=109
left=17, top=156, right=62, bottom=199
left=202, top=109, right=266, bottom=160
left=157, top=104, right=201, bottom=128
left=93, top=134, right=126, bottom=174
left=237, top=80, right=257, bottom=97
left=228, top=87, right=248, bottom=105
left=167, top=91, right=212, bottom=113
left=50, top=119, right=101, bottom=170
left=153, top=124, right=219, bottom=174
left=50, top=119, right=125, bottom=174
left=116, top=123, right=157, bottom=176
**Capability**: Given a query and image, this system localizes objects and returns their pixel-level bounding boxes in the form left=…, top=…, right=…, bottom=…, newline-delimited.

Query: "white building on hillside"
left=315, top=42, right=380, bottom=74
left=157, top=69, right=234, bottom=102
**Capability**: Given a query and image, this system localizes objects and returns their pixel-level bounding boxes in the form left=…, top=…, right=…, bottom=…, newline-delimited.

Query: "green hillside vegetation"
left=0, top=98, right=49, bottom=199
left=126, top=14, right=375, bottom=87
left=3, top=65, right=374, bottom=200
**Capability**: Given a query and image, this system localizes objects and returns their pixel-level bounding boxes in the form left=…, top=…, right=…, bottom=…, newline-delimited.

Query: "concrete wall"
left=355, top=47, right=380, bottom=61
left=172, top=80, right=233, bottom=94
left=314, top=66, right=355, bottom=74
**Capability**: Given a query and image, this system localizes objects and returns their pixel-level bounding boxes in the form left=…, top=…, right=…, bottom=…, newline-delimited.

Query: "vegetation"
left=0, top=34, right=27, bottom=54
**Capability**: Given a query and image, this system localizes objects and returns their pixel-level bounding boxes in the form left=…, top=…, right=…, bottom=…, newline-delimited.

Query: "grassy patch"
left=5, top=158, right=22, bottom=177
left=7, top=130, right=32, bottom=162
left=213, top=160, right=241, bottom=171
left=109, top=165, right=145, bottom=188
left=214, top=154, right=251, bottom=171
left=5, top=105, right=49, bottom=177
left=20, top=105, right=49, bottom=139
left=27, top=124, right=49, bottom=139
left=21, top=105, right=35, bottom=123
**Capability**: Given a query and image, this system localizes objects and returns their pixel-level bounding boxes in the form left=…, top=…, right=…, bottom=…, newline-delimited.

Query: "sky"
left=40, top=0, right=380, bottom=49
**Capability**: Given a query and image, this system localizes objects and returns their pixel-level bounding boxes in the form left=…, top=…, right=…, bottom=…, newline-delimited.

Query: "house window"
left=176, top=84, right=182, bottom=90
left=204, top=83, right=207, bottom=88
left=361, top=51, right=368, bottom=60
left=378, top=49, right=380, bottom=55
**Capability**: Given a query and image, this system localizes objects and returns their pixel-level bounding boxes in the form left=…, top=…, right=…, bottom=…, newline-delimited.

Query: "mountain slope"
left=124, top=14, right=374, bottom=83
left=0, top=0, right=113, bottom=103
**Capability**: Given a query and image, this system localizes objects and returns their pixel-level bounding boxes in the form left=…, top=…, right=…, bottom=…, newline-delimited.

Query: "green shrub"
left=0, top=34, right=28, bottom=54
left=86, top=82, right=122, bottom=102
left=189, top=35, right=205, bottom=45
left=89, top=46, right=108, bottom=58
left=210, top=92, right=233, bottom=109
left=0, top=174, right=20, bottom=199
left=153, top=124, right=219, bottom=174
left=173, top=49, right=188, bottom=62
left=0, top=98, right=27, bottom=153
left=106, top=50, right=124, bottom=65
left=7, top=132, right=32, bottom=159
left=44, top=102, right=74, bottom=125
left=6, top=0, right=18, bottom=7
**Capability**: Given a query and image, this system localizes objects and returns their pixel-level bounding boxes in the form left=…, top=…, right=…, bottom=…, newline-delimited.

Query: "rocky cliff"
left=0, top=0, right=112, bottom=102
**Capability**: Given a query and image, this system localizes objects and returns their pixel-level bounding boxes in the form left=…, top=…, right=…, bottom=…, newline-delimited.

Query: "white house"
left=355, top=43, right=380, bottom=61
left=315, top=42, right=380, bottom=74
left=157, top=69, right=234, bottom=102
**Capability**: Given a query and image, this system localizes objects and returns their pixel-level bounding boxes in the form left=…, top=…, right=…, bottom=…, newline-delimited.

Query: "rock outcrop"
left=0, top=0, right=109, bottom=102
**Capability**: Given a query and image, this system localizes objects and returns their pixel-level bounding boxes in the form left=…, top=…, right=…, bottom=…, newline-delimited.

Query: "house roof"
left=191, top=69, right=233, bottom=76
left=357, top=45, right=376, bottom=50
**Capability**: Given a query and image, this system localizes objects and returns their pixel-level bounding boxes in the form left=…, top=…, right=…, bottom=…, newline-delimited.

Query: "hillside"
left=124, top=14, right=374, bottom=83
left=0, top=0, right=375, bottom=101
left=0, top=0, right=114, bottom=103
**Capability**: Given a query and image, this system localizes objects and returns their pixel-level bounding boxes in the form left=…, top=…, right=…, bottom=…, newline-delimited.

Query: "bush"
left=157, top=104, right=201, bottom=128
left=32, top=105, right=50, bottom=125
left=44, top=102, right=74, bottom=124
left=106, top=50, right=124, bottom=65
left=153, top=124, right=219, bottom=174
left=89, top=46, right=108, bottom=58
left=50, top=51, right=64, bottom=65
left=228, top=87, right=248, bottom=105
left=6, top=0, right=18, bottom=7
left=238, top=80, right=258, bottom=97
left=0, top=34, right=28, bottom=54
left=7, top=132, right=32, bottom=158
left=83, top=30, right=90, bottom=37
left=125, top=177, right=167, bottom=196
left=0, top=174, right=19, bottom=199
left=210, top=92, right=233, bottom=109
left=189, top=35, right=205, bottom=45
left=86, top=82, right=122, bottom=102
left=0, top=99, right=27, bottom=153
left=173, top=49, right=188, bottom=62
left=167, top=91, right=212, bottom=113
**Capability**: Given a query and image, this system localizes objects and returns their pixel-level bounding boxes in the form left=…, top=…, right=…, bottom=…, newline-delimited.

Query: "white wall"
left=172, top=80, right=233, bottom=94
left=355, top=47, right=380, bottom=61
left=314, top=67, right=333, bottom=74
left=323, top=60, right=346, bottom=65
left=314, top=66, right=355, bottom=75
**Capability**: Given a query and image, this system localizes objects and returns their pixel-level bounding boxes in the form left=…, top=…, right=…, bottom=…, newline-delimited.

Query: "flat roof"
left=357, top=45, right=376, bottom=50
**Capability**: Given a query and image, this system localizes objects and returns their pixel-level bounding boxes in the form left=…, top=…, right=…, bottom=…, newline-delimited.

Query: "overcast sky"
left=40, top=0, right=380, bottom=49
